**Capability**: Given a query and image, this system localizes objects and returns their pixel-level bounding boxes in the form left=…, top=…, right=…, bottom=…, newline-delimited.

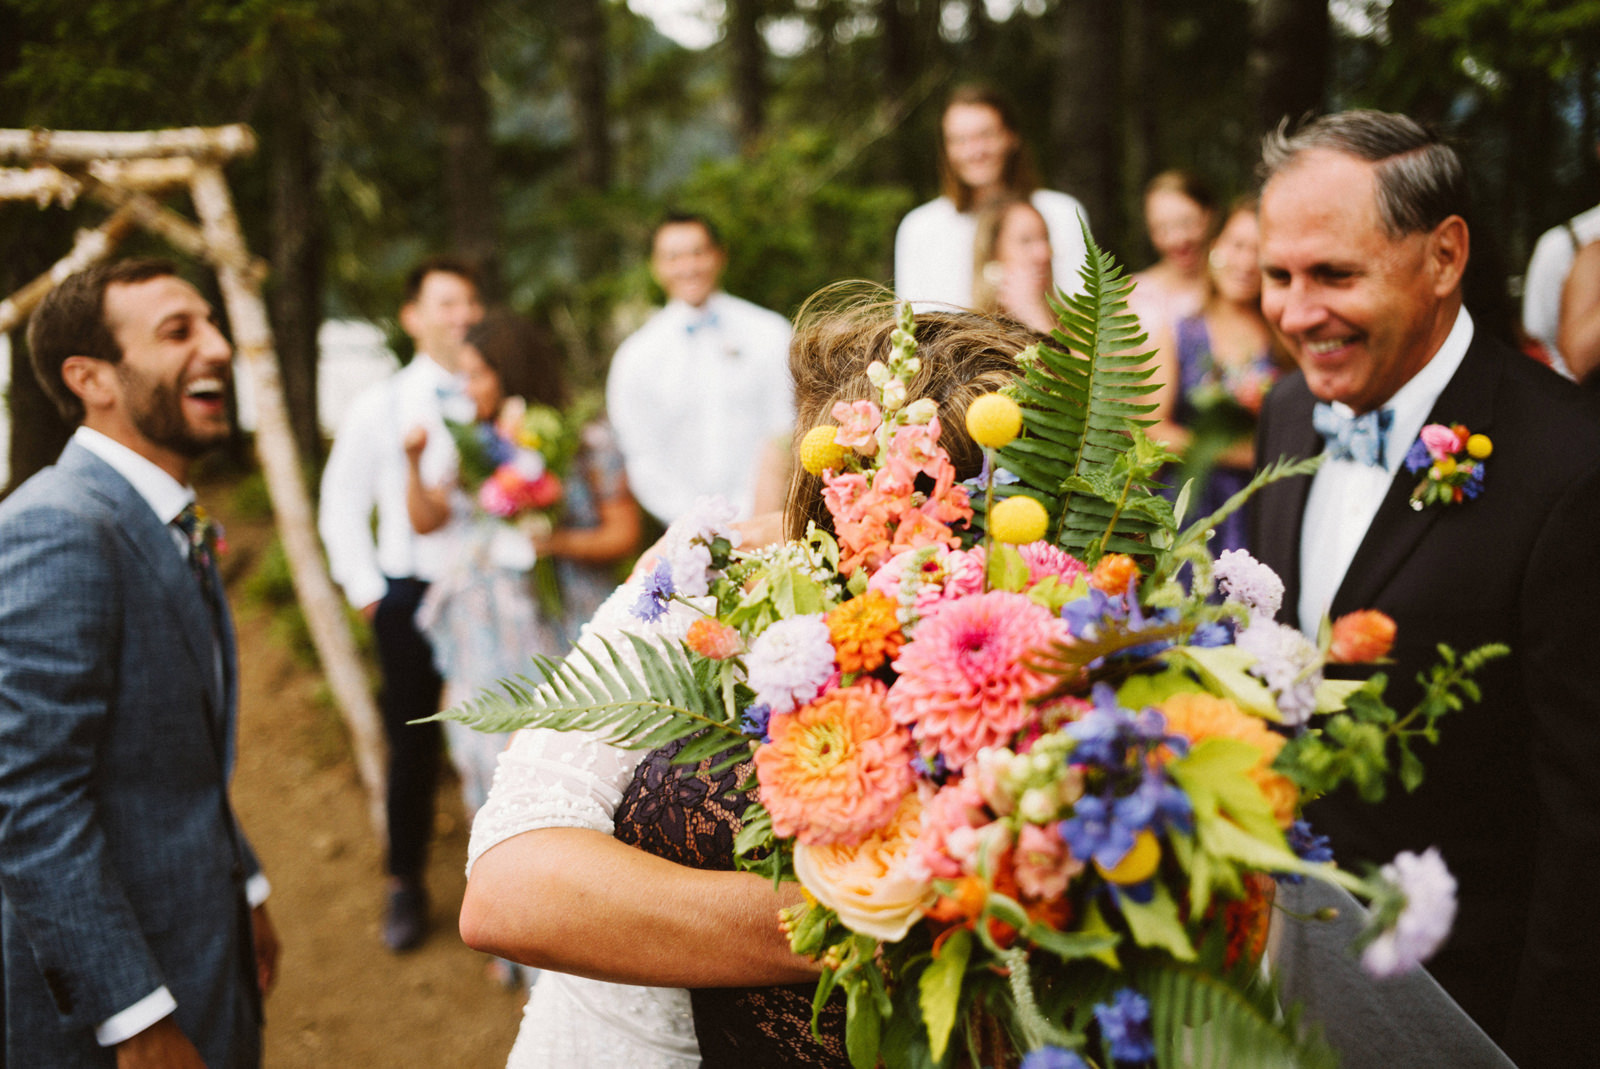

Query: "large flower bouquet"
left=442, top=240, right=1502, bottom=1069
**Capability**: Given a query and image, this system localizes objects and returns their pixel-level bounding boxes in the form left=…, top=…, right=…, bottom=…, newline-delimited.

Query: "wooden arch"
left=0, top=124, right=387, bottom=836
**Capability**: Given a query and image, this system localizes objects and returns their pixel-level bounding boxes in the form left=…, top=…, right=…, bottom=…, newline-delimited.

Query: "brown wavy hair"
left=784, top=284, right=1042, bottom=540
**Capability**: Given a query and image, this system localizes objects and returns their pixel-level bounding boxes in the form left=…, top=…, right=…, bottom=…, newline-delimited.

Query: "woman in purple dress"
left=1146, top=198, right=1285, bottom=552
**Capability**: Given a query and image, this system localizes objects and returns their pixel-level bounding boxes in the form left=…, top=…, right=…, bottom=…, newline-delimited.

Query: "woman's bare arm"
left=459, top=826, right=817, bottom=987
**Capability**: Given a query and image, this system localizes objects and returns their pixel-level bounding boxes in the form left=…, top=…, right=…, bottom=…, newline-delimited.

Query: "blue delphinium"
left=631, top=560, right=676, bottom=622
left=1094, top=987, right=1156, bottom=1064
left=740, top=702, right=773, bottom=742
left=1019, top=1047, right=1090, bottom=1069
left=1403, top=436, right=1432, bottom=474
left=1277, top=819, right=1336, bottom=884
left=1057, top=793, right=1136, bottom=871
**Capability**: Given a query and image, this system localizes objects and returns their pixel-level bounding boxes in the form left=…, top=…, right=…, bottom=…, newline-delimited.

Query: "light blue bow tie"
left=1313, top=402, right=1394, bottom=467
left=685, top=310, right=720, bottom=336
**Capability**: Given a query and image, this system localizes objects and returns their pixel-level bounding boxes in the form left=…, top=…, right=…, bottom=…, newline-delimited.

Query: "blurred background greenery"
left=4, top=0, right=1598, bottom=488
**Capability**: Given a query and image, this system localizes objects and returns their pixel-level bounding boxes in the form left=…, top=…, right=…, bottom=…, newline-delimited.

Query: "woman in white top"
left=894, top=84, right=1090, bottom=308
left=1127, top=169, right=1218, bottom=345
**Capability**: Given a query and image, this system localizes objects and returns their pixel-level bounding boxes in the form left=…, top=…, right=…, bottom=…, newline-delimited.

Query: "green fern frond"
left=1139, top=962, right=1339, bottom=1069
left=420, top=634, right=746, bottom=755
left=989, top=224, right=1168, bottom=563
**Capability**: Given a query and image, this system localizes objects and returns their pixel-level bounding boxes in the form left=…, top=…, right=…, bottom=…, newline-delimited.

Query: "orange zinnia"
left=826, top=590, right=906, bottom=674
left=1159, top=691, right=1297, bottom=829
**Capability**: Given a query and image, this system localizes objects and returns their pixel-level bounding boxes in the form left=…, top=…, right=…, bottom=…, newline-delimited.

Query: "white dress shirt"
left=893, top=189, right=1091, bottom=310
left=72, top=426, right=271, bottom=1046
left=605, top=291, right=794, bottom=526
left=1522, top=202, right=1600, bottom=379
left=1297, top=308, right=1474, bottom=636
left=318, top=353, right=467, bottom=609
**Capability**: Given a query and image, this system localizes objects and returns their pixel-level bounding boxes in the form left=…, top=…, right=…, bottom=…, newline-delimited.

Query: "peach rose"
left=793, top=790, right=936, bottom=942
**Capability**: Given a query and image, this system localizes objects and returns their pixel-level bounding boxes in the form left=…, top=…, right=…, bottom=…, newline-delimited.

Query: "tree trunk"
left=1052, top=0, right=1121, bottom=247
left=728, top=0, right=767, bottom=151
left=438, top=0, right=501, bottom=299
left=879, top=0, right=916, bottom=187
left=266, top=43, right=325, bottom=465
left=189, top=162, right=389, bottom=840
left=1120, top=0, right=1156, bottom=254
left=1249, top=0, right=1329, bottom=137
left=562, top=0, right=612, bottom=192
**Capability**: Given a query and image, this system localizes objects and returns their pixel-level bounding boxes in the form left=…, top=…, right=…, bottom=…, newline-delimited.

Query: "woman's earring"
left=982, top=261, right=1006, bottom=287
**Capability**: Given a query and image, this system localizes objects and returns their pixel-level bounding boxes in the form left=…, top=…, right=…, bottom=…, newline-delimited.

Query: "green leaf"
left=1117, top=881, right=1196, bottom=961
left=918, top=929, right=971, bottom=1061
left=986, top=544, right=1031, bottom=592
left=845, top=979, right=883, bottom=1069
left=1166, top=645, right=1281, bottom=721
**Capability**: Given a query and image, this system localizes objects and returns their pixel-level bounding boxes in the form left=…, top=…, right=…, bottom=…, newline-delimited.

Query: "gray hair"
left=1259, top=110, right=1468, bottom=238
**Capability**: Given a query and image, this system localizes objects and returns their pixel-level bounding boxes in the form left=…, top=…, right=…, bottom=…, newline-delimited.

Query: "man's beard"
left=117, top=363, right=229, bottom=459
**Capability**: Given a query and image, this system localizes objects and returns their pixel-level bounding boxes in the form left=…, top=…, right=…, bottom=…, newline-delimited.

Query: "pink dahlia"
left=755, top=679, right=916, bottom=846
left=887, top=591, right=1070, bottom=770
left=1016, top=541, right=1088, bottom=587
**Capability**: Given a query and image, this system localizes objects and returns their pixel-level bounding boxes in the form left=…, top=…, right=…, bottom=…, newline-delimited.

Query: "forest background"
left=3, top=0, right=1599, bottom=491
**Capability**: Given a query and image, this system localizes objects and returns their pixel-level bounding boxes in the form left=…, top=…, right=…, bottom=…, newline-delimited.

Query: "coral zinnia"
left=1158, top=691, right=1297, bottom=829
left=755, top=679, right=916, bottom=845
left=887, top=591, right=1070, bottom=771
left=826, top=590, right=906, bottom=674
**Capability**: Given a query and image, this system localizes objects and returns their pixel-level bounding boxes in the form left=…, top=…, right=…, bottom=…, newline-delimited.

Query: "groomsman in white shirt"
left=605, top=213, right=795, bottom=526
left=317, top=256, right=483, bottom=952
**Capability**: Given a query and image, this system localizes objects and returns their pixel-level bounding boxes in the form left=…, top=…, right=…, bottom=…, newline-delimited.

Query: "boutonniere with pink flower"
left=1403, top=422, right=1491, bottom=511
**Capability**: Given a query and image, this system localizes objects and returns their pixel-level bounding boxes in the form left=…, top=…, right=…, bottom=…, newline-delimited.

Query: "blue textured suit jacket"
left=1253, top=334, right=1600, bottom=1068
left=0, top=440, right=261, bottom=1067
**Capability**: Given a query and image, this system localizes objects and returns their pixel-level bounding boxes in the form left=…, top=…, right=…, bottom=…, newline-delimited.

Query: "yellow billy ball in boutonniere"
left=1403, top=422, right=1488, bottom=511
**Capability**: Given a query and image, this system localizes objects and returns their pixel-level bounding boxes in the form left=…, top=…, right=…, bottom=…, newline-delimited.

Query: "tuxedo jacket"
left=1253, top=332, right=1600, bottom=1067
left=0, top=441, right=261, bottom=1067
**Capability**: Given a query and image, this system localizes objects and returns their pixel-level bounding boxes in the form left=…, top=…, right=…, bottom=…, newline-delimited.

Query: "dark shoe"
left=383, top=881, right=428, bottom=952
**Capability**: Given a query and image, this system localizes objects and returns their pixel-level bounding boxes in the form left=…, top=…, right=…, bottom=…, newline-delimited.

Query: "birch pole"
left=188, top=162, right=389, bottom=838
left=0, top=205, right=137, bottom=334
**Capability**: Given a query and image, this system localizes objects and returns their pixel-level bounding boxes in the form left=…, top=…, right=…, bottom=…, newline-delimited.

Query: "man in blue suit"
left=0, top=259, right=277, bottom=1066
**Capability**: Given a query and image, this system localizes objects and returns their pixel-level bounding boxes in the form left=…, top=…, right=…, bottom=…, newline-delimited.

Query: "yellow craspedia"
left=799, top=425, right=851, bottom=475
left=1094, top=830, right=1161, bottom=885
left=965, top=393, right=1023, bottom=448
left=989, top=495, right=1049, bottom=544
left=1466, top=433, right=1492, bottom=460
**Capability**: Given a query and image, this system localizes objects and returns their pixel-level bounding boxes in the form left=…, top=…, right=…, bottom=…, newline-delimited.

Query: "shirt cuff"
left=246, top=873, right=271, bottom=909
left=96, top=987, right=177, bottom=1046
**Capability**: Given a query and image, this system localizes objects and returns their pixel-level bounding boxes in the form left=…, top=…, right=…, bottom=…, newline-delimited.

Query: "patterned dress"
left=1168, top=315, right=1278, bottom=554
left=419, top=419, right=628, bottom=814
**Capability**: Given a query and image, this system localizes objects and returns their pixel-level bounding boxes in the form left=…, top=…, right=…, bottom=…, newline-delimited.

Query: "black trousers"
left=372, top=577, right=444, bottom=881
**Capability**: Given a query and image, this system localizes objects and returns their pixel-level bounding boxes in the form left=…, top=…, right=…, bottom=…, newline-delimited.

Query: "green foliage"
left=424, top=632, right=748, bottom=763
left=991, top=227, right=1164, bottom=563
left=1276, top=643, right=1510, bottom=802
left=1135, top=962, right=1339, bottom=1069
left=673, top=124, right=914, bottom=317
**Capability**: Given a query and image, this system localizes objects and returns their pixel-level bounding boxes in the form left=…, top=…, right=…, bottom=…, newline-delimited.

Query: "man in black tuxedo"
left=1252, top=110, right=1600, bottom=1067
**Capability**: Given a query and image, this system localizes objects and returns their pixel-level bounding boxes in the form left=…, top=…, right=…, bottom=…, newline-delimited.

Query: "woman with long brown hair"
left=895, top=84, right=1091, bottom=309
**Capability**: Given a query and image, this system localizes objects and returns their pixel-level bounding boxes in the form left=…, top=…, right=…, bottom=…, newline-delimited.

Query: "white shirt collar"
left=73, top=425, right=195, bottom=525
left=1324, top=305, right=1474, bottom=475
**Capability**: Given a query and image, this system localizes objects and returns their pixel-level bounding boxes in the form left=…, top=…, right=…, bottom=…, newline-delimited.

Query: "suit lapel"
left=62, top=443, right=228, bottom=737
left=1330, top=337, right=1499, bottom=616
left=1256, top=376, right=1323, bottom=623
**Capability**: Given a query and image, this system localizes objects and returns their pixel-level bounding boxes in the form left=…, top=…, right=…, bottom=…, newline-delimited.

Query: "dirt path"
left=218, top=479, right=522, bottom=1066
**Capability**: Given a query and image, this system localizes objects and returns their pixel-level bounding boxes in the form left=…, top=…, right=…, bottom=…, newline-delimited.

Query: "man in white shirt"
left=0, top=259, right=277, bottom=1066
left=1251, top=110, right=1600, bottom=1068
left=318, top=256, right=483, bottom=951
left=605, top=213, right=795, bottom=527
